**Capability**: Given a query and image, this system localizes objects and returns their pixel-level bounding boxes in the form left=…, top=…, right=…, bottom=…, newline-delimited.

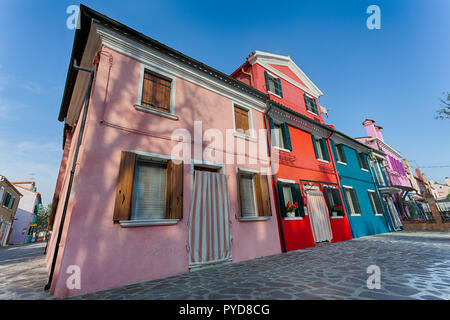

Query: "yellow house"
left=0, top=174, right=22, bottom=246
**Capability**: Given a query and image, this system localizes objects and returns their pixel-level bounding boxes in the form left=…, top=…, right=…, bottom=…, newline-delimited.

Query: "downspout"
left=264, top=103, right=287, bottom=253
left=241, top=67, right=253, bottom=87
left=44, top=60, right=95, bottom=291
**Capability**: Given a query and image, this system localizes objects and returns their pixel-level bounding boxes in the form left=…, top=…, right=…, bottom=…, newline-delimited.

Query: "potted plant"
left=331, top=205, right=344, bottom=217
left=286, top=201, right=298, bottom=218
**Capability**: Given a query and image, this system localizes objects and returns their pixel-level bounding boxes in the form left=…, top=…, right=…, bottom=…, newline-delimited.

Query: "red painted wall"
left=233, top=61, right=353, bottom=251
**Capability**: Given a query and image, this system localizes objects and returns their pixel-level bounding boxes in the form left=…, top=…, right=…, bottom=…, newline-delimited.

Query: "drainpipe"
left=44, top=60, right=95, bottom=291
left=264, top=103, right=287, bottom=253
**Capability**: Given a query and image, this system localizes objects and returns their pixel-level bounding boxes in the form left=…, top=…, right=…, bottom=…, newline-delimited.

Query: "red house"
left=231, top=51, right=353, bottom=251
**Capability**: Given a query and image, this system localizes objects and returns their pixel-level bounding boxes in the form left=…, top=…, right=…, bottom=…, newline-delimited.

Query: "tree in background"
left=436, top=92, right=449, bottom=119
left=36, top=203, right=51, bottom=233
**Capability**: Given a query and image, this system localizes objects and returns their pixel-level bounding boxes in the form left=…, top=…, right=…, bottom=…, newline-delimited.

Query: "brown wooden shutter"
left=234, top=107, right=249, bottom=133
left=237, top=169, right=245, bottom=217
left=255, top=173, right=272, bottom=216
left=47, top=194, right=59, bottom=231
left=113, top=151, right=137, bottom=222
left=165, top=160, right=184, bottom=219
left=141, top=71, right=171, bottom=113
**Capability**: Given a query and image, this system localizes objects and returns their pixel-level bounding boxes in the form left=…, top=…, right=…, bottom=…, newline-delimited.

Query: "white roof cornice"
left=247, top=50, right=323, bottom=98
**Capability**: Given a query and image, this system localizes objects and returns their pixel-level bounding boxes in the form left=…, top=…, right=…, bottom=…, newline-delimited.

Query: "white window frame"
left=237, top=167, right=269, bottom=221
left=2, top=191, right=11, bottom=209
left=135, top=63, right=178, bottom=120
left=119, top=150, right=180, bottom=227
left=343, top=186, right=361, bottom=216
left=304, top=93, right=320, bottom=116
left=265, top=71, right=282, bottom=98
left=335, top=144, right=347, bottom=165
left=368, top=189, right=384, bottom=216
left=358, top=152, right=369, bottom=172
left=232, top=102, right=256, bottom=141
left=278, top=179, right=303, bottom=221
left=314, top=136, right=329, bottom=163
left=271, top=120, right=291, bottom=153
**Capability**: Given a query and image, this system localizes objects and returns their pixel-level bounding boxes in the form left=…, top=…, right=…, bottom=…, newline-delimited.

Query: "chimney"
left=415, top=168, right=423, bottom=180
left=374, top=125, right=384, bottom=141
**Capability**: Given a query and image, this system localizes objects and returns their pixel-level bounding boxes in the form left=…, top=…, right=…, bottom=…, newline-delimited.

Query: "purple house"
left=357, top=119, right=414, bottom=230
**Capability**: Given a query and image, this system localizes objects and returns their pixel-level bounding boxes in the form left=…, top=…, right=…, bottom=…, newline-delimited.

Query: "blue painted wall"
left=331, top=141, right=390, bottom=238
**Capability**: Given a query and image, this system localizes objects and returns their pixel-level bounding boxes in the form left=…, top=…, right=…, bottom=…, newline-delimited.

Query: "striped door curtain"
left=188, top=170, right=232, bottom=267
left=306, top=189, right=333, bottom=243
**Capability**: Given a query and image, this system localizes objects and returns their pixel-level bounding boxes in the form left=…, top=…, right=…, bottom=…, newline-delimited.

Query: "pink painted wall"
left=47, top=46, right=281, bottom=298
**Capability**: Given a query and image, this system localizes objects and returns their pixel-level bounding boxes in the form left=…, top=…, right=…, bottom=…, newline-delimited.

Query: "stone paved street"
left=0, top=242, right=51, bottom=299
left=1, top=232, right=449, bottom=300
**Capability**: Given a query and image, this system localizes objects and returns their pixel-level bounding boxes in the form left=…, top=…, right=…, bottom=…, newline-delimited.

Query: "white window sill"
left=317, top=159, right=330, bottom=163
left=268, top=90, right=282, bottom=99
left=274, top=146, right=291, bottom=153
left=307, top=110, right=319, bottom=116
left=284, top=217, right=303, bottom=221
left=119, top=219, right=180, bottom=227
left=337, top=161, right=347, bottom=166
left=239, top=216, right=270, bottom=222
left=361, top=168, right=369, bottom=172
left=374, top=214, right=384, bottom=217
left=233, top=132, right=257, bottom=142
left=350, top=214, right=361, bottom=217
left=331, top=216, right=344, bottom=219
left=134, top=104, right=179, bottom=120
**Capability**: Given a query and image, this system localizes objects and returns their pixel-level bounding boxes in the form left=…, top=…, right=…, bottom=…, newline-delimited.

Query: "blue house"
left=330, top=133, right=391, bottom=238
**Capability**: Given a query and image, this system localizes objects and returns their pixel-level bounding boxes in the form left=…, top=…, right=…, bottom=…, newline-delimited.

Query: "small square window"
left=358, top=153, right=369, bottom=170
left=267, top=74, right=282, bottom=96
left=336, top=144, right=347, bottom=163
left=304, top=94, right=319, bottom=114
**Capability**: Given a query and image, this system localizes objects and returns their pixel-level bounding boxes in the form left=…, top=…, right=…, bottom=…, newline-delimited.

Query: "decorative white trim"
left=134, top=104, right=179, bottom=120
left=239, top=216, right=270, bottom=222
left=120, top=219, right=180, bottom=227
left=274, top=146, right=291, bottom=153
left=284, top=217, right=303, bottom=221
left=277, top=178, right=296, bottom=184
left=93, top=22, right=266, bottom=113
left=130, top=150, right=173, bottom=162
left=342, top=185, right=354, bottom=189
left=247, top=50, right=323, bottom=98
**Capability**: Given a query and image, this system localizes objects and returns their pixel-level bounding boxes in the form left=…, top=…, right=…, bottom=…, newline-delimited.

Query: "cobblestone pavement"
left=0, top=242, right=51, bottom=299
left=1, top=232, right=449, bottom=300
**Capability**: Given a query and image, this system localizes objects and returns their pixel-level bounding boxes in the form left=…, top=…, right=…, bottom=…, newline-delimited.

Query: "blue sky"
left=0, top=0, right=449, bottom=205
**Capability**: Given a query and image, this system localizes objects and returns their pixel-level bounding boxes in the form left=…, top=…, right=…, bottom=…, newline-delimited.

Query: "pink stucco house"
left=45, top=5, right=281, bottom=298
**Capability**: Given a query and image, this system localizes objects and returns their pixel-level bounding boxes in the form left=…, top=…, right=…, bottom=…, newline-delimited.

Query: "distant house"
left=357, top=120, right=414, bottom=229
left=429, top=178, right=450, bottom=201
left=9, top=181, right=42, bottom=245
left=0, top=175, right=22, bottom=246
